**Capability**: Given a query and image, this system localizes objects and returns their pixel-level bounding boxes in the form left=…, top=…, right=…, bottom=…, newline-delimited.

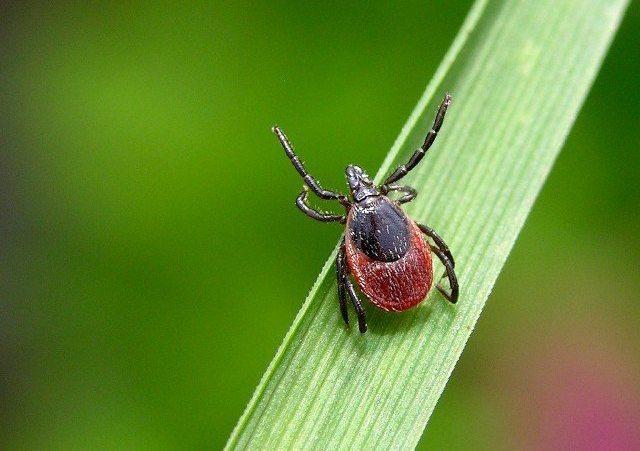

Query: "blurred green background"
left=3, top=1, right=639, bottom=449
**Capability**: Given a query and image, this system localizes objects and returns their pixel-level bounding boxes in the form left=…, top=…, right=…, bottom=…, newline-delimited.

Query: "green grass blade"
left=226, top=0, right=629, bottom=449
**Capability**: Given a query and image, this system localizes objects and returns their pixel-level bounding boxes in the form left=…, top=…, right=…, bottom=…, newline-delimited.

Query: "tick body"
left=274, top=94, right=458, bottom=333
left=346, top=195, right=433, bottom=312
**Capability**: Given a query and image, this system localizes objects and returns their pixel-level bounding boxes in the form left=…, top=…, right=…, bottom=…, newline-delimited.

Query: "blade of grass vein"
left=269, top=281, right=355, bottom=445
left=320, top=305, right=420, bottom=447
left=408, top=11, right=515, bottom=230
left=335, top=313, right=432, bottom=444
left=288, top=288, right=402, bottom=446
left=344, top=308, right=446, bottom=437
left=383, top=5, right=579, bottom=445
left=281, top=295, right=362, bottom=446
left=430, top=22, right=556, bottom=322
left=403, top=315, right=458, bottom=448
left=289, top=323, right=352, bottom=446
left=413, top=0, right=524, bottom=271
left=270, top=269, right=350, bottom=434
left=416, top=7, right=624, bottom=444
left=314, top=331, right=401, bottom=447
left=337, top=224, right=453, bottom=443
left=231, top=262, right=337, bottom=447
left=351, top=303, right=454, bottom=446
left=335, top=309, right=434, bottom=445
left=319, top=320, right=420, bottom=448
left=394, top=304, right=454, bottom=429
left=464, top=0, right=584, bottom=258
left=410, top=4, right=604, bottom=438
left=294, top=295, right=399, bottom=447
left=280, top=297, right=362, bottom=446
left=292, top=297, right=400, bottom=447
left=346, top=308, right=438, bottom=447
left=292, top=286, right=410, bottom=444
left=394, top=300, right=462, bottom=429
left=293, top=311, right=385, bottom=445
left=276, top=314, right=341, bottom=446
left=247, top=291, right=330, bottom=443
left=300, top=306, right=402, bottom=445
left=404, top=334, right=470, bottom=447
left=415, top=1, right=519, bottom=178
left=382, top=304, right=451, bottom=449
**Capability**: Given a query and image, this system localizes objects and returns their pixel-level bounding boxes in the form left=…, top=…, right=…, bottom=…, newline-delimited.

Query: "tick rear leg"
left=418, top=223, right=455, bottom=268
left=346, top=278, right=368, bottom=333
left=337, top=237, right=367, bottom=333
left=431, top=247, right=458, bottom=303
left=417, top=223, right=458, bottom=304
left=381, top=184, right=417, bottom=204
left=337, top=237, right=349, bottom=325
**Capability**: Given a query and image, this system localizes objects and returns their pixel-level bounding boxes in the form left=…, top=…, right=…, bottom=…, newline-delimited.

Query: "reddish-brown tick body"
left=345, top=195, right=433, bottom=312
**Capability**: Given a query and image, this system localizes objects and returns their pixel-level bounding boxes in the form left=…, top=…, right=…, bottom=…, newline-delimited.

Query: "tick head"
left=346, top=164, right=379, bottom=202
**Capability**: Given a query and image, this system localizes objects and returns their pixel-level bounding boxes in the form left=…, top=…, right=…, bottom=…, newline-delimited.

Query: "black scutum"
left=349, top=196, right=410, bottom=262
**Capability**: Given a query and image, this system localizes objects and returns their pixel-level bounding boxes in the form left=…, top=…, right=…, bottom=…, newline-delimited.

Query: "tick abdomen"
left=345, top=202, right=434, bottom=312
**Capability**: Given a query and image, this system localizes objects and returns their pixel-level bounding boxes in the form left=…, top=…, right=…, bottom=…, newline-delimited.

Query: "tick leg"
left=417, top=222, right=458, bottom=303
left=273, top=126, right=350, bottom=207
left=383, top=93, right=451, bottom=186
left=338, top=237, right=366, bottom=332
left=337, top=237, right=349, bottom=326
left=417, top=223, right=455, bottom=268
left=345, top=276, right=367, bottom=333
left=381, top=184, right=417, bottom=204
left=297, top=188, right=346, bottom=223
left=431, top=246, right=459, bottom=304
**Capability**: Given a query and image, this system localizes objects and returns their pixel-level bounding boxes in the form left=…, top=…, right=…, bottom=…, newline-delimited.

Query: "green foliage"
left=227, top=0, right=629, bottom=448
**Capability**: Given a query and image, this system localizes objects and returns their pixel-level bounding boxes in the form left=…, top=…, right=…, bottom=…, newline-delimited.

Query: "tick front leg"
left=383, top=93, right=451, bottom=185
left=273, top=126, right=349, bottom=206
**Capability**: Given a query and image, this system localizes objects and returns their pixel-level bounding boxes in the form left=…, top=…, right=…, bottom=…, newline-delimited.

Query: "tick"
left=273, top=94, right=458, bottom=333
